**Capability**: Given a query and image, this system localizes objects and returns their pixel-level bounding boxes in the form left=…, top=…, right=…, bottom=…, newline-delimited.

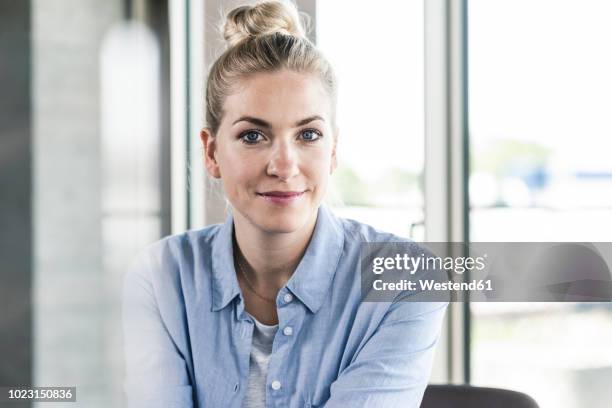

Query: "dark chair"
left=421, top=384, right=540, bottom=408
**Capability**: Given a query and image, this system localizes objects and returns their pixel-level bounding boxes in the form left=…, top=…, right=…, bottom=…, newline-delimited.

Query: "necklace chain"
left=235, top=255, right=277, bottom=304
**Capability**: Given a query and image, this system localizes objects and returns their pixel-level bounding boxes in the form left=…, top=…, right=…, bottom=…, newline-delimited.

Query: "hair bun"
left=223, top=1, right=308, bottom=48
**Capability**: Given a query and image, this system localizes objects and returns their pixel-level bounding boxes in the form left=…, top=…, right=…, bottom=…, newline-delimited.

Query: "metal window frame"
left=169, top=0, right=189, bottom=233
left=170, top=0, right=209, bottom=231
left=424, top=0, right=470, bottom=384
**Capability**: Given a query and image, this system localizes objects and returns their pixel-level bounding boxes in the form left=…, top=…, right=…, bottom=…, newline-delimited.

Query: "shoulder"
left=332, top=211, right=446, bottom=302
left=335, top=211, right=438, bottom=257
left=335, top=212, right=415, bottom=246
left=125, top=223, right=223, bottom=284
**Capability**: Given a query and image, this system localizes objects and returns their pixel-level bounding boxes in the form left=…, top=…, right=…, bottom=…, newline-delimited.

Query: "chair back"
left=421, top=384, right=539, bottom=408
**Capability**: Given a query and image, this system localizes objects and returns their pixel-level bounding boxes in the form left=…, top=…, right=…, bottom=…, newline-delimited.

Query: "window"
left=469, top=1, right=612, bottom=406
left=317, top=0, right=426, bottom=240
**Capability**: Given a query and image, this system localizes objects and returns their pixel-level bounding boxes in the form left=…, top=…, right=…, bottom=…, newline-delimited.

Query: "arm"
left=122, top=252, right=194, bottom=408
left=323, top=300, right=448, bottom=408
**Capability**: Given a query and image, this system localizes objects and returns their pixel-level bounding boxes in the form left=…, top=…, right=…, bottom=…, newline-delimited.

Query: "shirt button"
left=283, top=326, right=293, bottom=336
left=271, top=380, right=281, bottom=390
left=283, top=293, right=293, bottom=303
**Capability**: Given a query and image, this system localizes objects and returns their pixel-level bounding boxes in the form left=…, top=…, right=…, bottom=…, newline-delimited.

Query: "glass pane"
left=317, top=0, right=425, bottom=240
left=469, top=1, right=612, bottom=407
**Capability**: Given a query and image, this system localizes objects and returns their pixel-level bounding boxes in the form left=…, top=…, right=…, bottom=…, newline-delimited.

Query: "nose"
left=267, top=139, right=299, bottom=181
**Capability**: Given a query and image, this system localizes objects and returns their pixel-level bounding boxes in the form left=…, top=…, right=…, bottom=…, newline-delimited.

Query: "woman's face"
left=201, top=69, right=337, bottom=234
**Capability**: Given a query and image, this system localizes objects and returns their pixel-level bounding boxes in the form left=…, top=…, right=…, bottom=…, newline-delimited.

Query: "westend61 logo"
left=371, top=253, right=487, bottom=275
left=360, top=242, right=612, bottom=302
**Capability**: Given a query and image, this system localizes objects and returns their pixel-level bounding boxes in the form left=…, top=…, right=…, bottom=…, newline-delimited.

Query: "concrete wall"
left=32, top=1, right=123, bottom=406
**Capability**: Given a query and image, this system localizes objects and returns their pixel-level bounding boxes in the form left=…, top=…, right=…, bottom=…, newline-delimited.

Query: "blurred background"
left=1, top=0, right=611, bottom=407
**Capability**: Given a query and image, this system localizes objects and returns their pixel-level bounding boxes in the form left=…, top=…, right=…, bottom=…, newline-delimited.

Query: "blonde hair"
left=205, top=0, right=337, bottom=135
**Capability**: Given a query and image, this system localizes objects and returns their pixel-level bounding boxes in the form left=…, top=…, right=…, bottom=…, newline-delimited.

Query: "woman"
left=122, top=2, right=448, bottom=407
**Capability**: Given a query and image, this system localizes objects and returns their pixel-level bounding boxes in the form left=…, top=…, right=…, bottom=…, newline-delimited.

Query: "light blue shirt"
left=122, top=204, right=449, bottom=408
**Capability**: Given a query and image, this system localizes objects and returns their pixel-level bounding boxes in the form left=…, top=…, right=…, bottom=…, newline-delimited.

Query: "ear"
left=330, top=126, right=339, bottom=174
left=200, top=128, right=221, bottom=178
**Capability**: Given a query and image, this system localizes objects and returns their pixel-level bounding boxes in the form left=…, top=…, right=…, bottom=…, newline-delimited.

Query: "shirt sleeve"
left=322, top=300, right=449, bottom=408
left=121, top=251, right=194, bottom=408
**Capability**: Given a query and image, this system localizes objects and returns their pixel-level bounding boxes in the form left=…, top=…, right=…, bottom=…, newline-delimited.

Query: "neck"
left=232, top=209, right=318, bottom=289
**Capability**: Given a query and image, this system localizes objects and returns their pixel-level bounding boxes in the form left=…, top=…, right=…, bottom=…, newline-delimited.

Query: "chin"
left=255, top=211, right=310, bottom=234
left=248, top=199, right=318, bottom=233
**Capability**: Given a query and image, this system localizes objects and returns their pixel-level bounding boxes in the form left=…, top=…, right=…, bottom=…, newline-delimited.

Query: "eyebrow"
left=232, top=115, right=325, bottom=128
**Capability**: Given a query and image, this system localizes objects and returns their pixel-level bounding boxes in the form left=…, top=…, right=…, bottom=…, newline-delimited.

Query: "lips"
left=256, top=190, right=306, bottom=205
left=258, top=191, right=304, bottom=197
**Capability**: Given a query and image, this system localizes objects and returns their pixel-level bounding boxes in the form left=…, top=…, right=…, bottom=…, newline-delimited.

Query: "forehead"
left=223, top=69, right=332, bottom=126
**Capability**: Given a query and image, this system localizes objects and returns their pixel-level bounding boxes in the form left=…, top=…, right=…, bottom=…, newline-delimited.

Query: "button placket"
left=267, top=291, right=303, bottom=403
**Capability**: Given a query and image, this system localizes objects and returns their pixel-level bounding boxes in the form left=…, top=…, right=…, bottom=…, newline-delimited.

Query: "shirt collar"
left=210, top=204, right=345, bottom=314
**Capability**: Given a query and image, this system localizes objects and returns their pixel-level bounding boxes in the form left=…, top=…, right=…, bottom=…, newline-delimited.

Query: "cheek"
left=226, top=156, right=271, bottom=199
left=217, top=144, right=256, bottom=177
left=303, top=150, right=333, bottom=182
left=224, top=163, right=257, bottom=188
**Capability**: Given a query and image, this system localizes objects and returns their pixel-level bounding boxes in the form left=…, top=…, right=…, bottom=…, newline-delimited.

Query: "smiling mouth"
left=256, top=191, right=306, bottom=204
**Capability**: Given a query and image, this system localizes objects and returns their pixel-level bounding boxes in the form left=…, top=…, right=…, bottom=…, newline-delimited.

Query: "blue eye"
left=301, top=129, right=322, bottom=142
left=240, top=130, right=263, bottom=144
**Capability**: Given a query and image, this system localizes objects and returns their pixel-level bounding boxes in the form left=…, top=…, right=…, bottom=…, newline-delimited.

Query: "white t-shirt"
left=241, top=313, right=278, bottom=408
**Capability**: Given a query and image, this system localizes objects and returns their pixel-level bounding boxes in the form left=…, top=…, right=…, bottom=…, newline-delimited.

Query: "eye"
left=239, top=130, right=264, bottom=144
left=300, top=129, right=322, bottom=142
